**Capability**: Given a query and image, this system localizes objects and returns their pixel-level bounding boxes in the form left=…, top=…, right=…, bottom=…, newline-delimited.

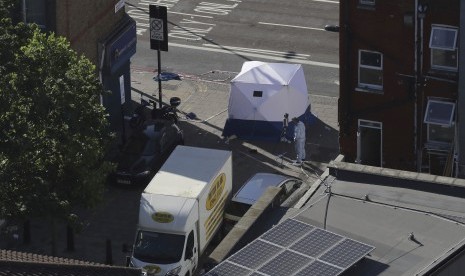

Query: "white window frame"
left=23, top=0, right=47, bottom=30
left=358, top=50, right=383, bottom=90
left=423, top=100, right=455, bottom=127
left=427, top=123, right=455, bottom=144
left=429, top=26, right=458, bottom=50
left=429, top=26, right=458, bottom=71
left=360, top=0, right=375, bottom=5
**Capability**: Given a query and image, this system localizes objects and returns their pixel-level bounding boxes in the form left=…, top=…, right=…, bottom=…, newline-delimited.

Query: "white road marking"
left=169, top=42, right=339, bottom=68
left=312, top=0, right=339, bottom=4
left=202, top=44, right=310, bottom=59
left=168, top=11, right=213, bottom=19
left=258, top=22, right=325, bottom=31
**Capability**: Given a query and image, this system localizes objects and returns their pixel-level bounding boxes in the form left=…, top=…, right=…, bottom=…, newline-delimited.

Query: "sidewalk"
left=130, top=67, right=340, bottom=184
left=0, top=66, right=340, bottom=267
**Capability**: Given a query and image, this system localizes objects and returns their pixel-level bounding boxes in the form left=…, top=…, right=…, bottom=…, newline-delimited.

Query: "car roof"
left=232, top=173, right=295, bottom=205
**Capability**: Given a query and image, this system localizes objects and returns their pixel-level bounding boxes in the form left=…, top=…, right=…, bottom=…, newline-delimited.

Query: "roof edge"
left=328, top=161, right=465, bottom=195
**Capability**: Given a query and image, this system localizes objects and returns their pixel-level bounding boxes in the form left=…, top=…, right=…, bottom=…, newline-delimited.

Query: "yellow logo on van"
left=151, top=212, right=174, bottom=223
left=143, top=265, right=161, bottom=274
left=206, top=173, right=226, bottom=210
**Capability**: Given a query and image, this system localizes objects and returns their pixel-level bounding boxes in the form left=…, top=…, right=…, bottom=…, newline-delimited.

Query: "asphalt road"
left=126, top=0, right=340, bottom=97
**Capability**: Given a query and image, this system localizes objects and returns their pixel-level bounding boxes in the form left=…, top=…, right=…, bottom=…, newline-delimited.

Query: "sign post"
left=119, top=75, right=126, bottom=144
left=149, top=5, right=168, bottom=109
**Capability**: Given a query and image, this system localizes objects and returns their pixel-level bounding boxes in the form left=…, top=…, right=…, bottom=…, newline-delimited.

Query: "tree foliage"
left=0, top=2, right=114, bottom=222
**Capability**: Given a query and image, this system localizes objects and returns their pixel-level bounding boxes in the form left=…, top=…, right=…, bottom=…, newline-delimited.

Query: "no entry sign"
left=149, top=5, right=168, bottom=51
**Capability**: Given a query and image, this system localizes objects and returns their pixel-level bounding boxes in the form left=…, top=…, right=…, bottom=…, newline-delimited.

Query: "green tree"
left=0, top=1, right=114, bottom=253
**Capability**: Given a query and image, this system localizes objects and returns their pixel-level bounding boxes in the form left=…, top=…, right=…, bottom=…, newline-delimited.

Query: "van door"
left=184, top=230, right=198, bottom=275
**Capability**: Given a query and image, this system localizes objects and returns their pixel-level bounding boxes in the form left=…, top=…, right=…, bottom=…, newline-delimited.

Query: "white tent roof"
left=228, top=61, right=309, bottom=122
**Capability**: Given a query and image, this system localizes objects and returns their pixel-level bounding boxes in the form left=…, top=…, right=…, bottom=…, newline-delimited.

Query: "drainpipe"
left=458, top=1, right=465, bottom=177
left=21, top=0, right=26, bottom=22
left=416, top=3, right=427, bottom=172
left=341, top=0, right=352, bottom=151
left=98, top=44, right=106, bottom=105
left=414, top=0, right=418, bottom=171
left=356, top=131, right=361, bottom=163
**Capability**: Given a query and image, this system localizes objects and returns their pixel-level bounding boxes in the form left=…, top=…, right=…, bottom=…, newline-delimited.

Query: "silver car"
left=224, top=173, right=303, bottom=229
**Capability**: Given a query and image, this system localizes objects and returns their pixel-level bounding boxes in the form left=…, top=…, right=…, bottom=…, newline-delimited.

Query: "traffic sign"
left=149, top=5, right=168, bottom=51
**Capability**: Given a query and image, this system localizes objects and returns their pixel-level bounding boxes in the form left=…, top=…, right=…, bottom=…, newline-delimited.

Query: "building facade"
left=339, top=0, right=464, bottom=177
left=17, top=0, right=136, bottom=131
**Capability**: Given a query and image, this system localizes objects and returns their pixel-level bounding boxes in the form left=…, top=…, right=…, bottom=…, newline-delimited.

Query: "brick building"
left=17, top=0, right=136, bottom=130
left=338, top=0, right=465, bottom=177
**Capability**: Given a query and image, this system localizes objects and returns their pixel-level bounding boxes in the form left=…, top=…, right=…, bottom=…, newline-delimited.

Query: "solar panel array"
left=205, top=218, right=374, bottom=276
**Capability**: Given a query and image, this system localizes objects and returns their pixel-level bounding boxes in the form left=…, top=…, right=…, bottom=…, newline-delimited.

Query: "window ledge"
left=357, top=4, right=375, bottom=11
left=355, top=86, right=383, bottom=94
left=426, top=69, right=458, bottom=79
left=425, top=141, right=452, bottom=152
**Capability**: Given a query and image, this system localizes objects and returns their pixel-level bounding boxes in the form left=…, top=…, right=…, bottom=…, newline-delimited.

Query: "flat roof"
left=206, top=162, right=465, bottom=275
left=293, top=163, right=465, bottom=275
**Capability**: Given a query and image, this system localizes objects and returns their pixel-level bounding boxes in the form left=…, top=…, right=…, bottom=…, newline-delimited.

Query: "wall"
left=339, top=0, right=460, bottom=173
left=339, top=1, right=416, bottom=169
left=54, top=0, right=124, bottom=65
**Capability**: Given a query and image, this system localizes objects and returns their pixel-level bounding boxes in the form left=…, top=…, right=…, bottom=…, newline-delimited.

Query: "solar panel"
left=229, top=240, right=281, bottom=269
left=294, top=260, right=342, bottom=276
left=261, top=218, right=314, bottom=246
left=320, top=239, right=374, bottom=269
left=205, top=261, right=251, bottom=276
left=210, top=218, right=374, bottom=276
left=258, top=250, right=312, bottom=276
left=290, top=228, right=343, bottom=257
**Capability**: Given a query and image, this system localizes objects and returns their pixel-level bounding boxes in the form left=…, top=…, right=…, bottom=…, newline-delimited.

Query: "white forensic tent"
left=223, top=61, right=311, bottom=141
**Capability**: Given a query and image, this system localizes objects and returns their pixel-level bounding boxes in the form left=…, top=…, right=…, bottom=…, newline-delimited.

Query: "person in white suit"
left=292, top=117, right=306, bottom=165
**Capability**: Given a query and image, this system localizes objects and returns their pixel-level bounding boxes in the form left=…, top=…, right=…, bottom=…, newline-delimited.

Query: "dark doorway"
left=358, top=120, right=382, bottom=167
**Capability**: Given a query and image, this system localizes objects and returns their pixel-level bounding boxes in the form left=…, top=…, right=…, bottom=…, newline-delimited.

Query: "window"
left=430, top=26, right=458, bottom=71
left=184, top=231, right=194, bottom=260
left=428, top=124, right=454, bottom=144
left=424, top=100, right=455, bottom=146
left=360, top=0, right=375, bottom=5
left=430, top=27, right=457, bottom=50
left=358, top=50, right=383, bottom=90
left=24, top=0, right=47, bottom=29
left=423, top=100, right=455, bottom=126
left=253, top=90, right=263, bottom=97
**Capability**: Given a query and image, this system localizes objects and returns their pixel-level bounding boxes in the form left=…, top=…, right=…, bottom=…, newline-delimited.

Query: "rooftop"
left=207, top=161, right=465, bottom=275
left=0, top=249, right=141, bottom=276
left=295, top=161, right=465, bottom=275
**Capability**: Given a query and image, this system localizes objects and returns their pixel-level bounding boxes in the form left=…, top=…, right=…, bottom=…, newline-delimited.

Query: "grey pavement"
left=0, top=66, right=340, bottom=267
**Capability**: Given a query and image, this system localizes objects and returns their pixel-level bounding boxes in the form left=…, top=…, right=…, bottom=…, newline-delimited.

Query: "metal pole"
left=121, top=105, right=126, bottom=145
left=157, top=49, right=162, bottom=109
left=323, top=186, right=331, bottom=230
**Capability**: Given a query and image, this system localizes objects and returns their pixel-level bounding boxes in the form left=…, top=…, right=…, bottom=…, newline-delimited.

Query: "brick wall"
left=54, top=0, right=124, bottom=65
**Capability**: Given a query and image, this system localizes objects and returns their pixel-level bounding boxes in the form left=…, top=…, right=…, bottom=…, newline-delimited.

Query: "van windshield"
left=133, top=230, right=185, bottom=264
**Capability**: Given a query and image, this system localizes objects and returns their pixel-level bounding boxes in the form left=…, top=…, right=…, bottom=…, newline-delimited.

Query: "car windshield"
left=133, top=230, right=185, bottom=264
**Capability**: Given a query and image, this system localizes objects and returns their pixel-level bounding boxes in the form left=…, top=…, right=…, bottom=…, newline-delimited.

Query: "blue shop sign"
left=107, top=21, right=137, bottom=73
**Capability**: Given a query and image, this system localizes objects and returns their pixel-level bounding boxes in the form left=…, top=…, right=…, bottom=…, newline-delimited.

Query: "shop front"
left=99, top=14, right=137, bottom=131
